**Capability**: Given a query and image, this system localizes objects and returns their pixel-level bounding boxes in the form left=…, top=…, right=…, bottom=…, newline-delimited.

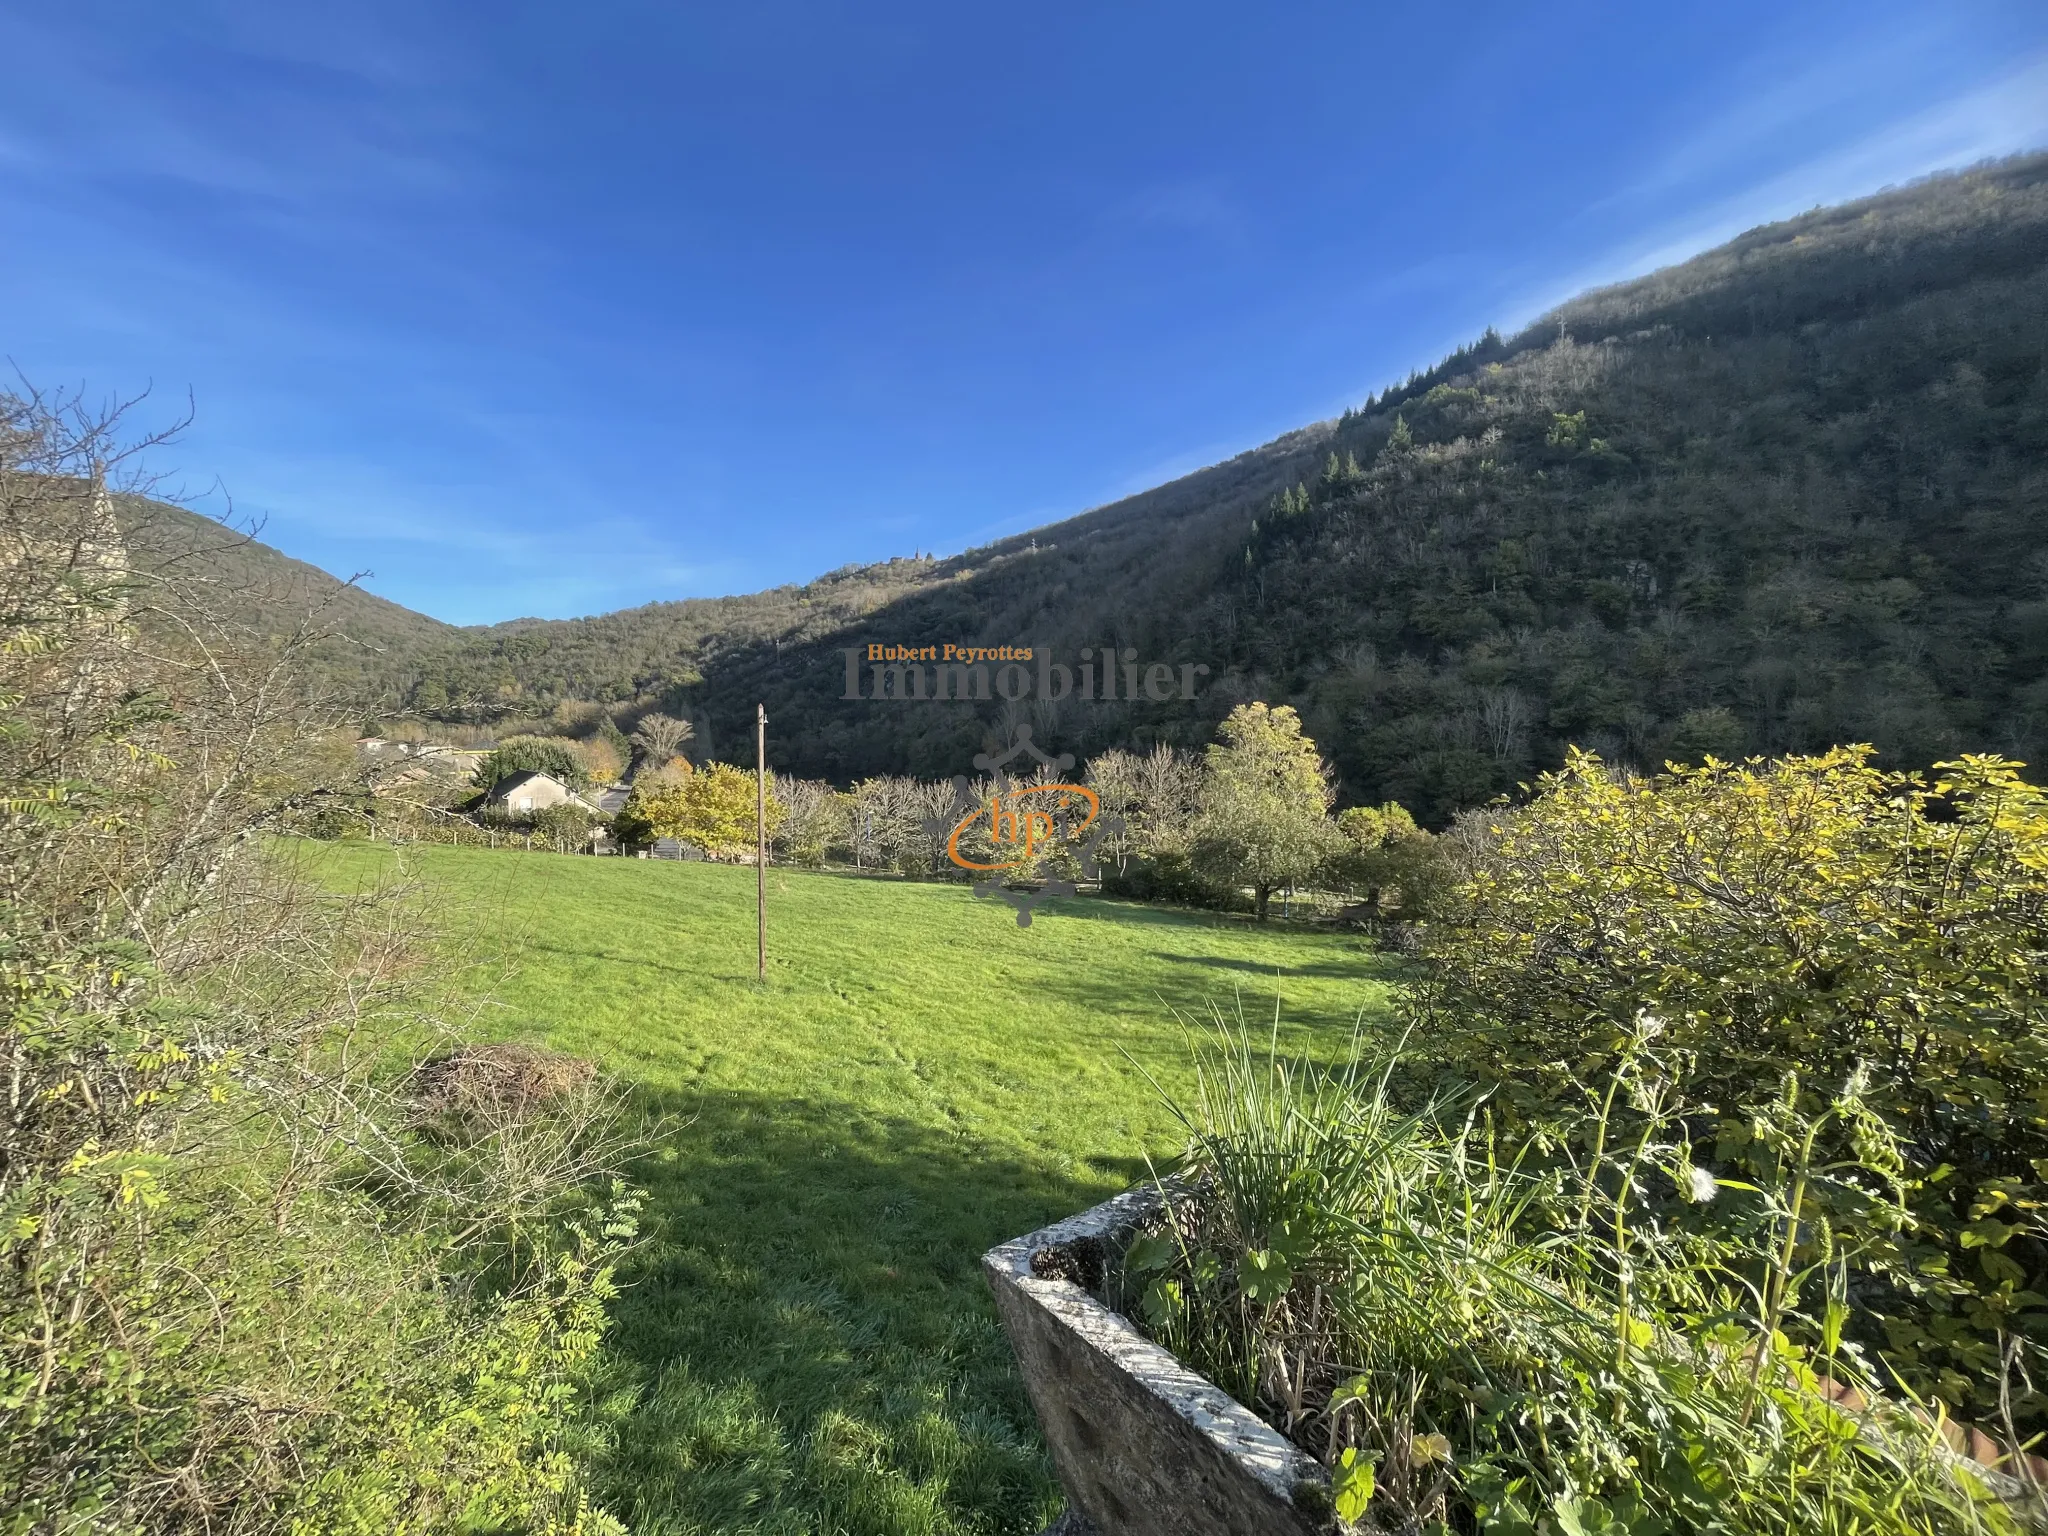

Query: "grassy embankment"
left=309, top=842, right=1398, bottom=1536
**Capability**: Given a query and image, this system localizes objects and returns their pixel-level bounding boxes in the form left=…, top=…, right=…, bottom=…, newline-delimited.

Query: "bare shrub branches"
left=0, top=384, right=637, bottom=1531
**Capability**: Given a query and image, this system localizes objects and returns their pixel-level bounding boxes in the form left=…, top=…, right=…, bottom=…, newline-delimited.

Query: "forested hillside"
left=117, top=497, right=454, bottom=696
left=238, top=153, right=2048, bottom=819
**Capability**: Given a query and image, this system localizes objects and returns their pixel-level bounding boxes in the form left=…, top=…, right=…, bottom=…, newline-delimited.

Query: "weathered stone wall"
left=984, top=1186, right=1331, bottom=1536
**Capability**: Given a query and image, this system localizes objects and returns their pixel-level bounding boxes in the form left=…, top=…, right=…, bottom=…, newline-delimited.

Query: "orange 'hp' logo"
left=945, top=783, right=1100, bottom=871
left=922, top=727, right=1122, bottom=925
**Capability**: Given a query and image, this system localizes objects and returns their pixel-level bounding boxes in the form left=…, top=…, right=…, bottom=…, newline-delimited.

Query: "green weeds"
left=1126, top=1013, right=2042, bottom=1534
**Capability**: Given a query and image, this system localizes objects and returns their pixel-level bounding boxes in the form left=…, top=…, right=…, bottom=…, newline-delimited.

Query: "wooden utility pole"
left=755, top=703, right=767, bottom=981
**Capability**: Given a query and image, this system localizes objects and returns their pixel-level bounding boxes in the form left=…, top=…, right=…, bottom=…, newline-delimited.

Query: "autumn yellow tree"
left=632, top=762, right=783, bottom=859
left=577, top=734, right=624, bottom=786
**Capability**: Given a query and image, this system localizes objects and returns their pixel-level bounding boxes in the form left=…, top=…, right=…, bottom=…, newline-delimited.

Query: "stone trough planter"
left=983, top=1184, right=1334, bottom=1536
left=987, top=1190, right=2048, bottom=1535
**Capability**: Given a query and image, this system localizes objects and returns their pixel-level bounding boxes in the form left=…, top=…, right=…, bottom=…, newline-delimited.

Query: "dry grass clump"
left=412, top=1042, right=601, bottom=1122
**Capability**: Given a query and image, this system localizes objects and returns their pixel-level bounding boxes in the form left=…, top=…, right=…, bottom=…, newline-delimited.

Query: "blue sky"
left=5, top=3, right=2045, bottom=625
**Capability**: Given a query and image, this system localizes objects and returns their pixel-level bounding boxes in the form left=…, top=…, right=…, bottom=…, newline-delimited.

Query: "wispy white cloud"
left=1583, top=22, right=1959, bottom=210
left=0, top=6, right=465, bottom=206
left=1107, top=176, right=1245, bottom=241
left=1504, top=48, right=2048, bottom=328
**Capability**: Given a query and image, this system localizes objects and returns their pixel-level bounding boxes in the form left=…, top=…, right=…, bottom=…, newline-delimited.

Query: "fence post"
left=756, top=703, right=768, bottom=982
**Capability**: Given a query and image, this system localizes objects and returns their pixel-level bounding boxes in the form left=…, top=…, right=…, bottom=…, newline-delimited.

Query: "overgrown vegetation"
left=0, top=389, right=637, bottom=1531
left=1128, top=1022, right=2035, bottom=1534
left=1418, top=746, right=2048, bottom=1438
left=1122, top=744, right=2048, bottom=1531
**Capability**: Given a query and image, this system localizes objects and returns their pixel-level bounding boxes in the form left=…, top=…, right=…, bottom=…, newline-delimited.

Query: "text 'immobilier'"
left=841, top=645, right=1209, bottom=702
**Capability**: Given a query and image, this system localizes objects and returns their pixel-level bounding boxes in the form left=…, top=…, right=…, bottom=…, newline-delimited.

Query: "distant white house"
left=485, top=770, right=599, bottom=816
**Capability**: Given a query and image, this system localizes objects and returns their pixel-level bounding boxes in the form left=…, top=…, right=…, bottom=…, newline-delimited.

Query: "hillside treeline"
left=1199, top=151, right=2048, bottom=821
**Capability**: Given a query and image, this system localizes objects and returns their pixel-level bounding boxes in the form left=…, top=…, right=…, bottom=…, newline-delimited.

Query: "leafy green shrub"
left=609, top=796, right=655, bottom=853
left=531, top=799, right=597, bottom=851
left=1411, top=746, right=2048, bottom=1432
left=302, top=795, right=370, bottom=839
left=1100, top=849, right=1246, bottom=909
left=1125, top=1021, right=2035, bottom=1534
left=475, top=734, right=590, bottom=791
left=1329, top=801, right=1451, bottom=919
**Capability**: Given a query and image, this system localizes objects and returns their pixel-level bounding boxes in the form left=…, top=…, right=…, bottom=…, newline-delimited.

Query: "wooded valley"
left=140, top=153, right=2048, bottom=824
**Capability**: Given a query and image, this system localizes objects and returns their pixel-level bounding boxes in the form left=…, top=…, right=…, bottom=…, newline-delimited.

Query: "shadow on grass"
left=991, top=926, right=1397, bottom=1042
left=596, top=1084, right=1118, bottom=1536
left=1032, top=895, right=1371, bottom=934
left=1014, top=894, right=1234, bottom=929
left=1083, top=1152, right=1158, bottom=1185
left=1144, top=950, right=1372, bottom=980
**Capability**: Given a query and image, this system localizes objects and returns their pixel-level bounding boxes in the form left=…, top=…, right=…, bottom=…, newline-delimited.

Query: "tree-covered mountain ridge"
left=173, top=152, right=2048, bottom=820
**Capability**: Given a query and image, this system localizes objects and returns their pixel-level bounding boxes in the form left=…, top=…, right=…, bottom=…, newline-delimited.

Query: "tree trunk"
left=1255, top=883, right=1270, bottom=921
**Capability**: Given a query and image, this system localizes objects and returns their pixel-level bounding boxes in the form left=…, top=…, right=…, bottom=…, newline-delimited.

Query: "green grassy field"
left=308, top=843, right=1399, bottom=1536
